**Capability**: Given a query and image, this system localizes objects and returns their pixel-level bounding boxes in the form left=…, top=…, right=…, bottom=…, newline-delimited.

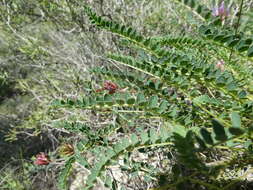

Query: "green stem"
left=229, top=0, right=244, bottom=61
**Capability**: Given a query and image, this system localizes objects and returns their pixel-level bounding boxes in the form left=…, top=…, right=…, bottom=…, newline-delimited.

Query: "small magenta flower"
left=212, top=1, right=229, bottom=20
left=34, top=152, right=51, bottom=165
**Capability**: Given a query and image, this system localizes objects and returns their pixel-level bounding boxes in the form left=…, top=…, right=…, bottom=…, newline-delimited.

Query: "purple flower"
left=212, top=1, right=229, bottom=20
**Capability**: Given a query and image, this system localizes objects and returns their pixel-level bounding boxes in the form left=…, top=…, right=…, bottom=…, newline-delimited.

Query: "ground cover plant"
left=50, top=0, right=253, bottom=189
left=1, top=0, right=253, bottom=189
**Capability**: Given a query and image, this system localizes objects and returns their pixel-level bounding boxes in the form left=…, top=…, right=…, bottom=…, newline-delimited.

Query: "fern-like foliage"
left=199, top=24, right=253, bottom=57
left=175, top=0, right=212, bottom=21
left=52, top=1, right=253, bottom=189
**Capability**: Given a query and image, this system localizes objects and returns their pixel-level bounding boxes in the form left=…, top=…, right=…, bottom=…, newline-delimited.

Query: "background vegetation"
left=0, top=0, right=253, bottom=189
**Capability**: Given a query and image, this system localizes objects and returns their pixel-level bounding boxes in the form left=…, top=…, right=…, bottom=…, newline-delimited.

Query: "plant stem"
left=229, top=0, right=244, bottom=61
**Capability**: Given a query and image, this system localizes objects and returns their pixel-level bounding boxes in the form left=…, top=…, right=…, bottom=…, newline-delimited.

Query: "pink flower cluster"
left=103, top=81, right=118, bottom=94
left=34, top=152, right=51, bottom=165
left=96, top=81, right=118, bottom=94
left=212, top=1, right=229, bottom=20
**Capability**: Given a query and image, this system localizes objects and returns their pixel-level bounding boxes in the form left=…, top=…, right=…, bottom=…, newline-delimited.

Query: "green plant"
left=0, top=71, right=15, bottom=103
left=52, top=1, right=253, bottom=189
